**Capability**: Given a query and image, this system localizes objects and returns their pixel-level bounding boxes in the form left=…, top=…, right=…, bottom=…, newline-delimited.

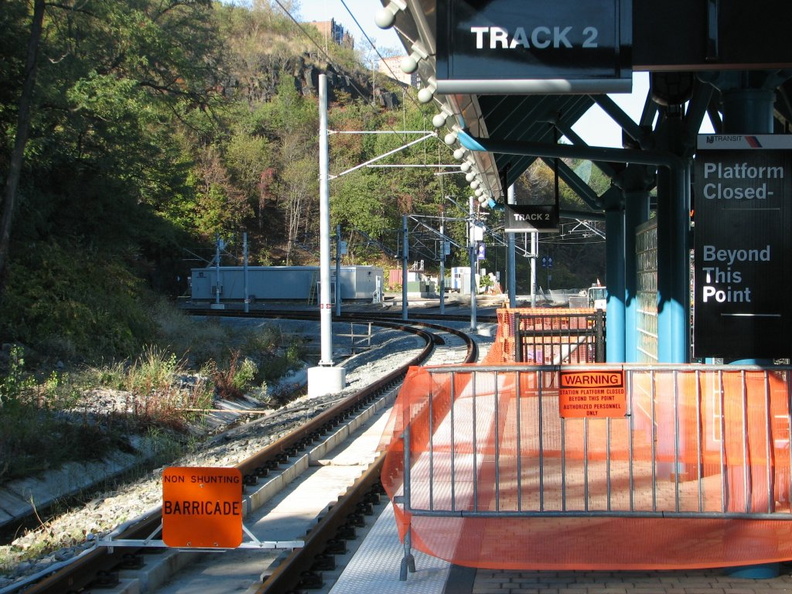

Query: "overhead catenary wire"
left=272, top=3, right=457, bottom=192
left=337, top=0, right=431, bottom=117
left=271, top=0, right=429, bottom=138
left=268, top=0, right=460, bottom=191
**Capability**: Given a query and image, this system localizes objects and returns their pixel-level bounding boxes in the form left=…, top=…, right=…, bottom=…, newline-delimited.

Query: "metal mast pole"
left=243, top=232, right=249, bottom=313
left=531, top=232, right=538, bottom=307
left=468, top=196, right=477, bottom=330
left=507, top=184, right=516, bottom=308
left=335, top=224, right=342, bottom=318
left=318, top=74, right=333, bottom=366
left=402, top=215, right=409, bottom=321
left=308, top=74, right=345, bottom=397
left=439, top=212, right=446, bottom=315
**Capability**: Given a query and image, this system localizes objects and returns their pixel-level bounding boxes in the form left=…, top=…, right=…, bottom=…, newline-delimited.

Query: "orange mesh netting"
left=379, top=309, right=792, bottom=570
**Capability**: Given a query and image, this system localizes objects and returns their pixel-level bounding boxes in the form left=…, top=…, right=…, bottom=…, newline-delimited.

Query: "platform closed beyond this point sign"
left=559, top=369, right=626, bottom=418
left=693, top=135, right=792, bottom=359
left=162, top=467, right=243, bottom=548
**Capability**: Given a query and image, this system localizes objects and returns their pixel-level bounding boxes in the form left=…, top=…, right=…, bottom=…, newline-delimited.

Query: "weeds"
left=211, top=350, right=258, bottom=400
left=0, top=345, right=35, bottom=406
left=0, top=302, right=308, bottom=483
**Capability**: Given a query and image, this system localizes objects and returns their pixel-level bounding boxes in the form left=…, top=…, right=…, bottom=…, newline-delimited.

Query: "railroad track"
left=12, top=312, right=481, bottom=594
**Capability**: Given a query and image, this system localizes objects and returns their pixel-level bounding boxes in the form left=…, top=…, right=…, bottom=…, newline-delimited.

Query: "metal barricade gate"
left=383, top=364, right=792, bottom=576
left=513, top=311, right=605, bottom=364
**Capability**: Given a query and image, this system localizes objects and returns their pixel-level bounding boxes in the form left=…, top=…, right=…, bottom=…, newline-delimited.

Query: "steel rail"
left=252, top=321, right=481, bottom=592
left=16, top=313, right=475, bottom=594
left=255, top=454, right=387, bottom=593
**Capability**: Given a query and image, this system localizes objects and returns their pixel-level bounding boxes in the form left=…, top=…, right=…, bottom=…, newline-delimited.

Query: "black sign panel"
left=505, top=204, right=559, bottom=233
left=436, top=0, right=632, bottom=94
left=693, top=135, right=792, bottom=359
left=632, top=1, right=792, bottom=71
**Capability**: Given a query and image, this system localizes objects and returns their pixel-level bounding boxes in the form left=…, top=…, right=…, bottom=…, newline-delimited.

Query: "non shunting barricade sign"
left=162, top=467, right=243, bottom=548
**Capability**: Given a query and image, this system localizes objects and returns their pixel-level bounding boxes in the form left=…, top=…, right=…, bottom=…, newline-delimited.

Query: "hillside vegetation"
left=0, top=0, right=607, bottom=483
left=0, top=0, right=605, bottom=381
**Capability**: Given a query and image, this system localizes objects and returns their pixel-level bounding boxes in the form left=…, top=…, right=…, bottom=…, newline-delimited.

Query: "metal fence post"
left=595, top=309, right=606, bottom=362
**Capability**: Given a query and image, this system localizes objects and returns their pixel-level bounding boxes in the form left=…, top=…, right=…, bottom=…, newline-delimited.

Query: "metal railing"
left=388, top=364, right=792, bottom=577
left=512, top=311, right=605, bottom=364
left=395, top=364, right=792, bottom=522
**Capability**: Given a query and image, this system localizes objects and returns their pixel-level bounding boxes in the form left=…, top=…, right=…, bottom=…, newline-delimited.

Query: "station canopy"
left=378, top=0, right=792, bottom=207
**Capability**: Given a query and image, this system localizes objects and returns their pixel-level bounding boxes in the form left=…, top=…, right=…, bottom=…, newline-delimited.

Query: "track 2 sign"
left=435, top=0, right=632, bottom=94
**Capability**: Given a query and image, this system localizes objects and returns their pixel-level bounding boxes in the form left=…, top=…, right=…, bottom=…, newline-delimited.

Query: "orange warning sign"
left=558, top=369, right=627, bottom=418
left=162, top=467, right=243, bottom=548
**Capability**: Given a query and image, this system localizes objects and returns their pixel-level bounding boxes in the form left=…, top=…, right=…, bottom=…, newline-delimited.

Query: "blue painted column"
left=653, top=106, right=691, bottom=365
left=603, top=187, right=625, bottom=362
left=656, top=159, right=691, bottom=363
left=613, top=163, right=653, bottom=363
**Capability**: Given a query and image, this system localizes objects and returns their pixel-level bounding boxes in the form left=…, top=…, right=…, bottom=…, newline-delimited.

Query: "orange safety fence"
left=379, top=311, right=792, bottom=571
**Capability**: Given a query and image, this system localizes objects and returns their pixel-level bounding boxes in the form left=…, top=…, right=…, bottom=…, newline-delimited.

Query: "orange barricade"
left=380, top=311, right=792, bottom=572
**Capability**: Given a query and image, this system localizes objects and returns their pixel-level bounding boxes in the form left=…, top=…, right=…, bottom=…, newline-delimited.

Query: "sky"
left=275, top=1, right=711, bottom=147
left=296, top=0, right=402, bottom=52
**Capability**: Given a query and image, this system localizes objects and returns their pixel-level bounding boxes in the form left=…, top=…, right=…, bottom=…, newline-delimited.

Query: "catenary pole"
left=318, top=74, right=333, bottom=366
left=307, top=74, right=346, bottom=397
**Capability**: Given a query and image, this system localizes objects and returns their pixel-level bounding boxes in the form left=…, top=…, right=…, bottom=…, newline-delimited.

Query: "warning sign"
left=162, top=467, right=243, bottom=548
left=558, top=369, right=627, bottom=418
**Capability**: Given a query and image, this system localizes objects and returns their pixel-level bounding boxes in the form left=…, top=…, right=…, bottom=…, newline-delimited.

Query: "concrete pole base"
left=307, top=366, right=346, bottom=397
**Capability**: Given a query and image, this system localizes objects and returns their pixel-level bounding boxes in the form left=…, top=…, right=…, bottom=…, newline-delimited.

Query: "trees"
left=0, top=0, right=222, bottom=356
left=0, top=0, right=477, bottom=358
left=0, top=0, right=45, bottom=293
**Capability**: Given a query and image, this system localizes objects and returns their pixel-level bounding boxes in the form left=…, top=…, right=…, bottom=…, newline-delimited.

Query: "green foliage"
left=124, top=347, right=180, bottom=397
left=0, top=0, right=421, bottom=487
left=332, top=173, right=392, bottom=238
left=0, top=401, right=121, bottom=482
left=0, top=346, right=122, bottom=482
left=0, top=346, right=35, bottom=405
left=211, top=350, right=252, bottom=400
left=0, top=306, right=311, bottom=481
left=1, top=240, right=157, bottom=361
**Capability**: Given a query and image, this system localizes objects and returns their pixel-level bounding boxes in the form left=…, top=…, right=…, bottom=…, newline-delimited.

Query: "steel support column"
left=603, top=187, right=625, bottom=362
left=614, top=163, right=654, bottom=363
left=656, top=155, right=691, bottom=364
left=624, top=188, right=651, bottom=362
left=457, top=131, right=687, bottom=360
left=723, top=87, right=775, bottom=135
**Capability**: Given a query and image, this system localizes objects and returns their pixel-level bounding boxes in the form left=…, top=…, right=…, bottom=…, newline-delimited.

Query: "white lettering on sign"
left=703, top=184, right=769, bottom=199
left=515, top=213, right=550, bottom=222
left=702, top=285, right=752, bottom=303
left=700, top=244, right=771, bottom=304
left=702, top=245, right=771, bottom=266
left=469, top=26, right=598, bottom=50
left=701, top=161, right=784, bottom=200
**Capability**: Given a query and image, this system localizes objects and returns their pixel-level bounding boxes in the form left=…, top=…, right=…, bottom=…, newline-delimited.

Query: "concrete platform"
left=328, top=506, right=792, bottom=594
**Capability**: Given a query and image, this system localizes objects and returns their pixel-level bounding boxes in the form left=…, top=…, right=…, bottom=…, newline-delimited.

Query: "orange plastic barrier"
left=380, top=310, right=792, bottom=571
